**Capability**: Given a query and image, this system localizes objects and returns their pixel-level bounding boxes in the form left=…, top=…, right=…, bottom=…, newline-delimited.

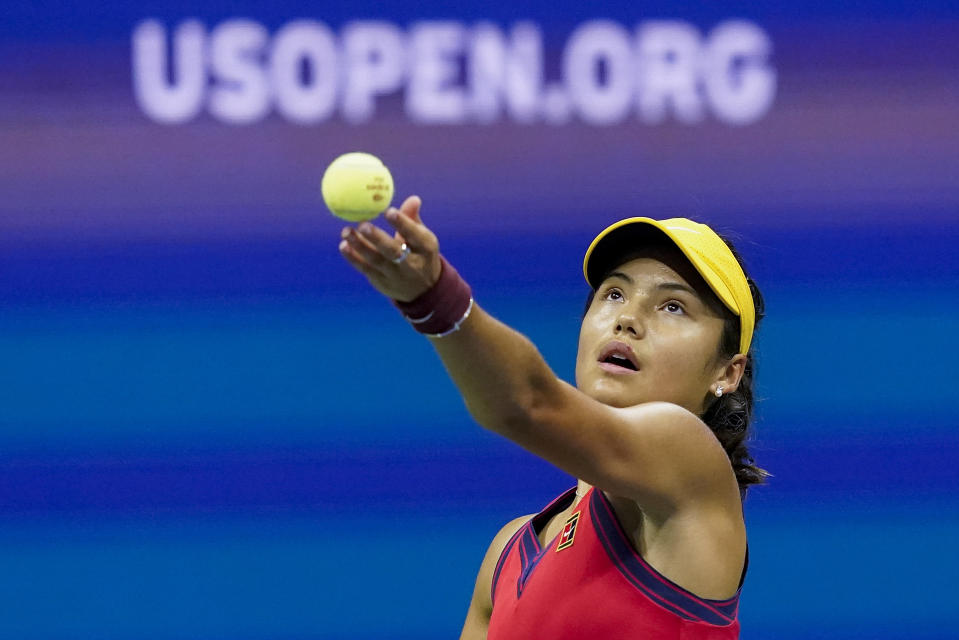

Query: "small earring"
left=715, top=386, right=723, bottom=398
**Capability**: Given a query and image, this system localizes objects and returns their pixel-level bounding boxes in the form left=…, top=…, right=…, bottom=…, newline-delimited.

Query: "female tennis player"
left=338, top=195, right=767, bottom=639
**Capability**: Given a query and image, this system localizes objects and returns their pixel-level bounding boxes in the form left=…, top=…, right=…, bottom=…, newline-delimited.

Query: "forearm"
left=426, top=303, right=631, bottom=498
left=428, top=303, right=558, bottom=434
left=338, top=201, right=738, bottom=509
left=336, top=200, right=562, bottom=438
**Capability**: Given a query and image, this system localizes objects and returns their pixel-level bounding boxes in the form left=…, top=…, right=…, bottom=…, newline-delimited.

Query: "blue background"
left=1, top=1, right=958, bottom=638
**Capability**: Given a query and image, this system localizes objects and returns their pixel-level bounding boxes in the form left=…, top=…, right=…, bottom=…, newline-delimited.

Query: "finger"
left=339, top=238, right=379, bottom=275
left=385, top=203, right=435, bottom=254
left=342, top=227, right=390, bottom=273
left=399, top=195, right=423, bottom=224
left=390, top=198, right=421, bottom=243
left=357, top=221, right=407, bottom=263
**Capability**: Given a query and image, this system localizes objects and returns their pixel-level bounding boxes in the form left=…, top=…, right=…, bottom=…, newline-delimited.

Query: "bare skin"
left=338, top=196, right=748, bottom=640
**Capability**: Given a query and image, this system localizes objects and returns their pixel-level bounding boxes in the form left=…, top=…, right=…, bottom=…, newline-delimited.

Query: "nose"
left=615, top=311, right=644, bottom=338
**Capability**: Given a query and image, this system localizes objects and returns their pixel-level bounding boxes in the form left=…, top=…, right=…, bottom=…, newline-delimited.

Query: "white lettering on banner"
left=132, top=20, right=206, bottom=124
left=564, top=21, right=634, bottom=125
left=271, top=20, right=339, bottom=124
left=703, top=21, right=777, bottom=125
left=468, top=22, right=542, bottom=124
left=208, top=19, right=271, bottom=124
left=636, top=21, right=704, bottom=124
left=342, top=22, right=405, bottom=123
left=131, top=18, right=777, bottom=126
left=407, top=22, right=468, bottom=123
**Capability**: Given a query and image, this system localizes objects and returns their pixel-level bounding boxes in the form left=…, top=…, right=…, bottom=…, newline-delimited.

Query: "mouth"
left=598, top=341, right=640, bottom=374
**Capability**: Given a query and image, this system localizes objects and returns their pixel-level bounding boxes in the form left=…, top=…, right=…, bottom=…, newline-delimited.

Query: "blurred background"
left=1, top=1, right=957, bottom=638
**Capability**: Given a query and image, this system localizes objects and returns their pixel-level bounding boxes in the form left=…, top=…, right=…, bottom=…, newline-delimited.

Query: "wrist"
left=393, top=256, right=473, bottom=337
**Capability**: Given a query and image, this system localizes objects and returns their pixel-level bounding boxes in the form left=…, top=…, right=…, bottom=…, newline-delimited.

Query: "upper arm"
left=519, top=389, right=736, bottom=514
left=459, top=515, right=532, bottom=640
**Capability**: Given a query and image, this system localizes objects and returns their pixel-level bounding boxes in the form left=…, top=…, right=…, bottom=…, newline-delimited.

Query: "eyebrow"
left=606, top=272, right=702, bottom=300
left=656, top=282, right=701, bottom=299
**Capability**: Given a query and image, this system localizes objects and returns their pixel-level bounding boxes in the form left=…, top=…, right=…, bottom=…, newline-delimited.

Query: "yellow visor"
left=583, top=217, right=755, bottom=355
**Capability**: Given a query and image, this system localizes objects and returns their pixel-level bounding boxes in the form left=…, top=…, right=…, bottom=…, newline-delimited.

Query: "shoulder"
left=629, top=402, right=732, bottom=469
left=621, top=401, right=723, bottom=443
left=608, top=402, right=740, bottom=511
left=476, top=514, right=534, bottom=594
left=459, top=514, right=534, bottom=639
left=478, top=514, right=534, bottom=599
left=497, top=513, right=534, bottom=541
left=484, top=514, right=533, bottom=570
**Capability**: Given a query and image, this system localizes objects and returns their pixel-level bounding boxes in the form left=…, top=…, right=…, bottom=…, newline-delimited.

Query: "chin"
left=582, top=381, right=642, bottom=408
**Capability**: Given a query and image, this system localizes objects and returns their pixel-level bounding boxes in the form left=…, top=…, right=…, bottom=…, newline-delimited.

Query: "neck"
left=575, top=481, right=592, bottom=501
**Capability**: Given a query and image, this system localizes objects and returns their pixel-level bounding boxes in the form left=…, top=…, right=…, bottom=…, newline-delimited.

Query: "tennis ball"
left=321, top=152, right=394, bottom=222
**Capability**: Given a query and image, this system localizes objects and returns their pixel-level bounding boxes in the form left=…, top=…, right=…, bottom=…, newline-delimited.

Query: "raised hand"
left=338, top=195, right=443, bottom=302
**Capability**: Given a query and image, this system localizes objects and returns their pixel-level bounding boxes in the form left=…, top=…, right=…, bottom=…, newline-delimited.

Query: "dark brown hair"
left=582, top=232, right=769, bottom=499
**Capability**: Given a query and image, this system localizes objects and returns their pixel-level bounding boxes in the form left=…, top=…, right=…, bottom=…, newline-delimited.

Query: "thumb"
left=399, top=195, right=422, bottom=224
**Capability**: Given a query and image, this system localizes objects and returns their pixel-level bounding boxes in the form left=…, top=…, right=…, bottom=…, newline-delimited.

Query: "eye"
left=664, top=301, right=686, bottom=314
left=603, top=288, right=624, bottom=302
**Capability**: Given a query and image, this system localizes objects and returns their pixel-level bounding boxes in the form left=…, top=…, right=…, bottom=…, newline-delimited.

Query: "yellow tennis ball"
left=321, top=152, right=394, bottom=222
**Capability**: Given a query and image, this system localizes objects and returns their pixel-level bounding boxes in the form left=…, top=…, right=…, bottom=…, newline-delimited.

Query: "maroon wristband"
left=393, top=255, right=473, bottom=337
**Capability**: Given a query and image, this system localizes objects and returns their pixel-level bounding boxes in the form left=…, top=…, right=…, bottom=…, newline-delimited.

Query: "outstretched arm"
left=338, top=196, right=736, bottom=514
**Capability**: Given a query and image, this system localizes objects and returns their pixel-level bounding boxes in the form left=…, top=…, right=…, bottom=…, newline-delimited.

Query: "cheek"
left=574, top=312, right=603, bottom=383
left=654, top=337, right=703, bottom=368
left=654, top=339, right=716, bottom=389
left=574, top=329, right=590, bottom=385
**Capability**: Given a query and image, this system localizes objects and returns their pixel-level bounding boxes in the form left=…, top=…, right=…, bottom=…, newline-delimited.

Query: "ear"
left=713, top=353, right=747, bottom=395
